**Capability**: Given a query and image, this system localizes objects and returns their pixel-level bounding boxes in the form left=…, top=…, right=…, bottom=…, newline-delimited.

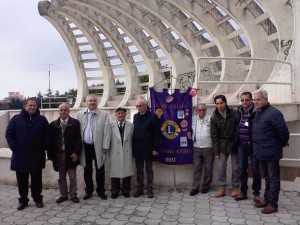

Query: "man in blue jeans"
left=252, top=90, right=289, bottom=214
left=235, top=92, right=261, bottom=202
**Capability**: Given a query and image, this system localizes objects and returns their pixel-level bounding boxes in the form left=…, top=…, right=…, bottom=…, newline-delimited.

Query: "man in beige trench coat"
left=77, top=94, right=111, bottom=200
left=109, top=107, right=135, bottom=199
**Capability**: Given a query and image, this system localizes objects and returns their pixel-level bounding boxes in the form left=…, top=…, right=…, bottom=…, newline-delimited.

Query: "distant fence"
left=40, top=96, right=75, bottom=109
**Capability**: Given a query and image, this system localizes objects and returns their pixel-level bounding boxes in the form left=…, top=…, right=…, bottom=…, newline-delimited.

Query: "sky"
left=0, top=0, right=76, bottom=100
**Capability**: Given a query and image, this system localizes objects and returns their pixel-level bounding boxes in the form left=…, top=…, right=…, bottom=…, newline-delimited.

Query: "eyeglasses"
left=198, top=109, right=206, bottom=112
left=136, top=105, right=142, bottom=108
left=241, top=99, right=251, bottom=102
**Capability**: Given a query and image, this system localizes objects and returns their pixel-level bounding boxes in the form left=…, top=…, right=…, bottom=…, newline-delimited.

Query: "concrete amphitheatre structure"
left=0, top=0, right=299, bottom=188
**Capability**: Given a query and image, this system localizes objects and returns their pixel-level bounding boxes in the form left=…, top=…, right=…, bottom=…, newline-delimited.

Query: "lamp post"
left=47, top=64, right=53, bottom=108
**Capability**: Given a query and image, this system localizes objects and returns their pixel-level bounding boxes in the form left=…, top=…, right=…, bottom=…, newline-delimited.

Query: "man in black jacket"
left=211, top=95, right=239, bottom=198
left=5, top=98, right=48, bottom=210
left=49, top=103, right=82, bottom=204
left=133, top=97, right=160, bottom=198
left=235, top=92, right=261, bottom=202
left=252, top=90, right=289, bottom=214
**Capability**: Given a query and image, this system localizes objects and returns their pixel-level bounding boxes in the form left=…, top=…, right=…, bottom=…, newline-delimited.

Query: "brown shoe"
left=231, top=188, right=239, bottom=197
left=215, top=189, right=225, bottom=198
left=71, top=196, right=79, bottom=203
left=261, top=206, right=278, bottom=214
left=235, top=194, right=248, bottom=201
left=56, top=196, right=68, bottom=204
left=253, top=195, right=261, bottom=203
left=254, top=200, right=268, bottom=208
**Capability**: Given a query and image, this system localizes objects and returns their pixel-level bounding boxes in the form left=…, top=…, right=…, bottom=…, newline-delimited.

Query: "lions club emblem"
left=161, top=120, right=181, bottom=140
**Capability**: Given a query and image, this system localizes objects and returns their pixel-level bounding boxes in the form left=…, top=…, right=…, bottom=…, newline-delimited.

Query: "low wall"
left=1, top=104, right=300, bottom=189
left=0, top=111, right=8, bottom=148
left=1, top=148, right=299, bottom=191
left=0, top=148, right=221, bottom=190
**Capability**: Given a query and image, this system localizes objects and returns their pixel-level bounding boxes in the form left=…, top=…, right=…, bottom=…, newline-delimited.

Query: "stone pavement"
left=0, top=183, right=299, bottom=225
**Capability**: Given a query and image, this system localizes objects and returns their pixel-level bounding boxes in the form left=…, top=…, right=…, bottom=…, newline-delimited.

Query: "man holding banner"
left=133, top=97, right=160, bottom=198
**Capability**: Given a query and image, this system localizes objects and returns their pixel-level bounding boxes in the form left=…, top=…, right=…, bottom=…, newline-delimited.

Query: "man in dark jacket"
left=5, top=98, right=48, bottom=210
left=48, top=103, right=82, bottom=204
left=211, top=95, right=239, bottom=198
left=252, top=90, right=289, bottom=214
left=133, top=97, right=160, bottom=198
left=235, top=92, right=261, bottom=202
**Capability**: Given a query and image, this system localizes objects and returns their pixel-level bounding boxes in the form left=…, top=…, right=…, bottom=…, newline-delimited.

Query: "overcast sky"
left=0, top=0, right=76, bottom=100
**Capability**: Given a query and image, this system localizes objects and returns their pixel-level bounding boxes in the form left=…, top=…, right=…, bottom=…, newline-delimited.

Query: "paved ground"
left=0, top=182, right=299, bottom=225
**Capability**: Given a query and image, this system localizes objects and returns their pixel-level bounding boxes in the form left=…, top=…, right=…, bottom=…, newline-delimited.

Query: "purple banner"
left=150, top=88, right=193, bottom=165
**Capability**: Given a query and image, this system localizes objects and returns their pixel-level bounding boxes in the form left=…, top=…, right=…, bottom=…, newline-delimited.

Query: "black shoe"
left=201, top=188, right=209, bottom=194
left=111, top=194, right=118, bottom=199
left=35, top=201, right=44, bottom=208
left=56, top=196, right=68, bottom=204
left=133, top=190, right=143, bottom=198
left=123, top=193, right=130, bottom=198
left=83, top=193, right=92, bottom=200
left=147, top=191, right=154, bottom=199
left=17, top=202, right=28, bottom=210
left=98, top=193, right=107, bottom=200
left=189, top=189, right=199, bottom=196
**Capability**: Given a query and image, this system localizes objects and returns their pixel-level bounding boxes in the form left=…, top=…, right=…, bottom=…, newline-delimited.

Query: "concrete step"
left=106, top=101, right=119, bottom=107
left=110, top=95, right=124, bottom=101
left=128, top=100, right=137, bottom=106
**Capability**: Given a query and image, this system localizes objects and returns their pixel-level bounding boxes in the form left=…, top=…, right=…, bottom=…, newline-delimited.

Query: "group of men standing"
left=5, top=90, right=289, bottom=214
left=5, top=94, right=160, bottom=211
left=190, top=90, right=289, bottom=214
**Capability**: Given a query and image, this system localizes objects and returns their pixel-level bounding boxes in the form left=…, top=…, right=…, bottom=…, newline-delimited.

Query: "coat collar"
left=53, top=116, right=76, bottom=128
left=83, top=108, right=99, bottom=116
left=112, top=120, right=132, bottom=141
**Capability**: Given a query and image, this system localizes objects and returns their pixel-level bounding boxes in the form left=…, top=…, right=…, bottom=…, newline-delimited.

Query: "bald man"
left=49, top=103, right=82, bottom=204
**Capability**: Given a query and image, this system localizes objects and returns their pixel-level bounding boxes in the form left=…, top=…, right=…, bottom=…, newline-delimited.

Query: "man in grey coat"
left=109, top=107, right=134, bottom=199
left=77, top=94, right=111, bottom=200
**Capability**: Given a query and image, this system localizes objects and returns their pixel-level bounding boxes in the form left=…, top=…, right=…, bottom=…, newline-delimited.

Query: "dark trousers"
left=192, top=147, right=214, bottom=190
left=261, top=160, right=280, bottom=208
left=84, top=143, right=105, bottom=195
left=111, top=177, right=131, bottom=195
left=238, top=142, right=261, bottom=195
left=135, top=158, right=153, bottom=191
left=16, top=170, right=43, bottom=203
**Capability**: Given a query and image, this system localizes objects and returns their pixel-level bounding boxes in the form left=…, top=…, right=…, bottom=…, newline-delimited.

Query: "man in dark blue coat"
left=5, top=98, right=49, bottom=210
left=252, top=90, right=289, bottom=214
left=133, top=97, right=160, bottom=198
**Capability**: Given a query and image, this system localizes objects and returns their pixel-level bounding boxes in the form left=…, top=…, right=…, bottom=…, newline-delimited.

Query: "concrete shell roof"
left=38, top=0, right=294, bottom=107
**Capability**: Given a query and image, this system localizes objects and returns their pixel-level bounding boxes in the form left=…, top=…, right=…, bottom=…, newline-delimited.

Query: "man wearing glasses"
left=190, top=103, right=214, bottom=196
left=235, top=92, right=261, bottom=202
left=132, top=97, right=160, bottom=198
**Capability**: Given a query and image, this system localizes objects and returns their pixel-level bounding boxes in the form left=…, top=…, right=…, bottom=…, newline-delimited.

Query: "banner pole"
left=173, top=166, right=177, bottom=192
left=170, top=165, right=181, bottom=193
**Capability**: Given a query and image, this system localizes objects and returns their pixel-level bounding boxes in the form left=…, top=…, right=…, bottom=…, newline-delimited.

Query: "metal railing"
left=40, top=96, right=75, bottom=109
left=195, top=56, right=293, bottom=99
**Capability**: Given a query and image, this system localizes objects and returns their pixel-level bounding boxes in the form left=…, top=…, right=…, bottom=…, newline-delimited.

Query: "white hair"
left=253, top=89, right=268, bottom=99
left=137, top=97, right=147, bottom=105
left=86, top=94, right=98, bottom=102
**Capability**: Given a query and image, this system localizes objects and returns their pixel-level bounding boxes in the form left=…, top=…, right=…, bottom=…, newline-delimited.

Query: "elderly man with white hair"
left=252, top=90, right=289, bottom=214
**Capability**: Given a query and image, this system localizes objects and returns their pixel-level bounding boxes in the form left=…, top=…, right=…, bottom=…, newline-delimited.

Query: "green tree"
left=8, top=98, right=23, bottom=109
